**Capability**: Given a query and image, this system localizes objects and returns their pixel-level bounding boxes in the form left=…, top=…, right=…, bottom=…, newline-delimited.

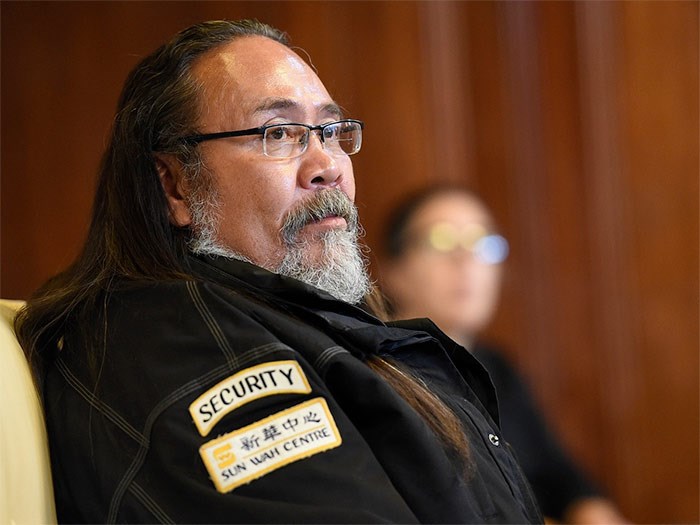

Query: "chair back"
left=0, top=299, right=57, bottom=524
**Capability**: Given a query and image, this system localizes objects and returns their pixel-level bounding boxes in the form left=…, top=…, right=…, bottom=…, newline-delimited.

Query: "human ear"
left=154, top=154, right=192, bottom=227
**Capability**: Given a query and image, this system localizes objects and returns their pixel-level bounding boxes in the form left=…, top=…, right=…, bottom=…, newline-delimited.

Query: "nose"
left=297, top=132, right=344, bottom=189
left=452, top=247, right=478, bottom=265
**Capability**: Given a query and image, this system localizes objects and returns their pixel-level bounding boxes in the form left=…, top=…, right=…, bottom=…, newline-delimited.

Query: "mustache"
left=281, top=189, right=359, bottom=244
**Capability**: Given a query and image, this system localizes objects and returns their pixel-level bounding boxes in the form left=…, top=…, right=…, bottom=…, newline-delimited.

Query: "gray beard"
left=275, top=227, right=372, bottom=304
left=187, top=189, right=372, bottom=305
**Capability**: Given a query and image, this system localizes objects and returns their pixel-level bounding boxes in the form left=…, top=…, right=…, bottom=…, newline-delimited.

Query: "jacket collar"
left=187, top=253, right=381, bottom=323
left=188, top=253, right=499, bottom=424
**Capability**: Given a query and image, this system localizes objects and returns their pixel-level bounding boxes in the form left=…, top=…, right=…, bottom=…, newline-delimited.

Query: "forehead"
left=190, top=36, right=338, bottom=124
left=410, top=193, right=495, bottom=230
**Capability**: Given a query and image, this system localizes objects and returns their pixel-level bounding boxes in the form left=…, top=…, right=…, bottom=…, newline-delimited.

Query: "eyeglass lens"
left=423, top=223, right=509, bottom=264
left=263, top=121, right=362, bottom=158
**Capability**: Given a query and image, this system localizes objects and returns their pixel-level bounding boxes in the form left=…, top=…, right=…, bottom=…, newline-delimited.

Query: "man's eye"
left=267, top=127, right=289, bottom=141
left=323, top=125, right=339, bottom=140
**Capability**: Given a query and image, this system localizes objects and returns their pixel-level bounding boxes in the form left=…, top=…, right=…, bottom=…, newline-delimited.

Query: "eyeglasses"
left=180, top=119, right=364, bottom=159
left=412, top=222, right=509, bottom=265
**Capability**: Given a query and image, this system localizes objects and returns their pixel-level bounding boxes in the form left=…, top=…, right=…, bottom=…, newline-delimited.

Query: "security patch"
left=190, top=360, right=311, bottom=437
left=199, top=397, right=342, bottom=493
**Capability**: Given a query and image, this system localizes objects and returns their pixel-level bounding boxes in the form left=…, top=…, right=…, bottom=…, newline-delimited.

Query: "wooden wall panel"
left=614, top=2, right=699, bottom=519
left=573, top=0, right=636, bottom=507
left=1, top=1, right=697, bottom=522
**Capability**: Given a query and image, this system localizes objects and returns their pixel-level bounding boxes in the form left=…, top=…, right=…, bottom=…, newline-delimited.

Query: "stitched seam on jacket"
left=107, top=361, right=231, bottom=522
left=107, top=343, right=295, bottom=523
left=55, top=358, right=146, bottom=445
left=314, top=346, right=350, bottom=373
left=186, top=280, right=238, bottom=367
left=128, top=482, right=175, bottom=524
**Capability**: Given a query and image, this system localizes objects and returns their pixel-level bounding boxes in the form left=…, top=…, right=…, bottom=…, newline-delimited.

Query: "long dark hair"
left=16, top=20, right=289, bottom=375
left=16, top=20, right=470, bottom=468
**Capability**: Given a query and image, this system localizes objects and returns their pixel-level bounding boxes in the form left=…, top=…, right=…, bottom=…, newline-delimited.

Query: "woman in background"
left=380, top=185, right=628, bottom=524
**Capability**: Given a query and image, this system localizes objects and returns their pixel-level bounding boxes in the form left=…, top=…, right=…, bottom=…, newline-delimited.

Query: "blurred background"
left=1, top=1, right=697, bottom=522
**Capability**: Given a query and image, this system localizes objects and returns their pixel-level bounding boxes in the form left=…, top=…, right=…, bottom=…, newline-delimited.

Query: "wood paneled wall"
left=2, top=2, right=697, bottom=522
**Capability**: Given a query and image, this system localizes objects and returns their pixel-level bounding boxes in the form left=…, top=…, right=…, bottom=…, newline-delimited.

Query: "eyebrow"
left=253, top=98, right=344, bottom=119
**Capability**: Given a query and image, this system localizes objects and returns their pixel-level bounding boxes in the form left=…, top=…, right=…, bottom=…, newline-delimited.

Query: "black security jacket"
left=44, top=255, right=542, bottom=524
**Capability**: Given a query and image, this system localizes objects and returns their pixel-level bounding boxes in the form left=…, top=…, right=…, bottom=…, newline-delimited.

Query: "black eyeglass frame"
left=180, top=118, right=364, bottom=152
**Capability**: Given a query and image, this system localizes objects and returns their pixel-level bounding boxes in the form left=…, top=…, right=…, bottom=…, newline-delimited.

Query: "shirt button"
left=488, top=433, right=500, bottom=446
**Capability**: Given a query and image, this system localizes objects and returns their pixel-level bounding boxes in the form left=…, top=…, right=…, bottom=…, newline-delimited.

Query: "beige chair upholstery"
left=0, top=299, right=57, bottom=524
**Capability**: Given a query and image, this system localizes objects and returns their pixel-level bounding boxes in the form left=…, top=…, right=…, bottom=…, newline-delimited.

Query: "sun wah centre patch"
left=199, top=397, right=342, bottom=493
left=190, top=360, right=312, bottom=437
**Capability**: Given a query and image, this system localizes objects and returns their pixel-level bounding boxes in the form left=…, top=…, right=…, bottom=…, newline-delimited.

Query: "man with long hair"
left=17, top=20, right=541, bottom=523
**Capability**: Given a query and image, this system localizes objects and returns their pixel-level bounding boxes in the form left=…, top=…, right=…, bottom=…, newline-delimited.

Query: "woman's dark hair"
left=16, top=21, right=471, bottom=470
